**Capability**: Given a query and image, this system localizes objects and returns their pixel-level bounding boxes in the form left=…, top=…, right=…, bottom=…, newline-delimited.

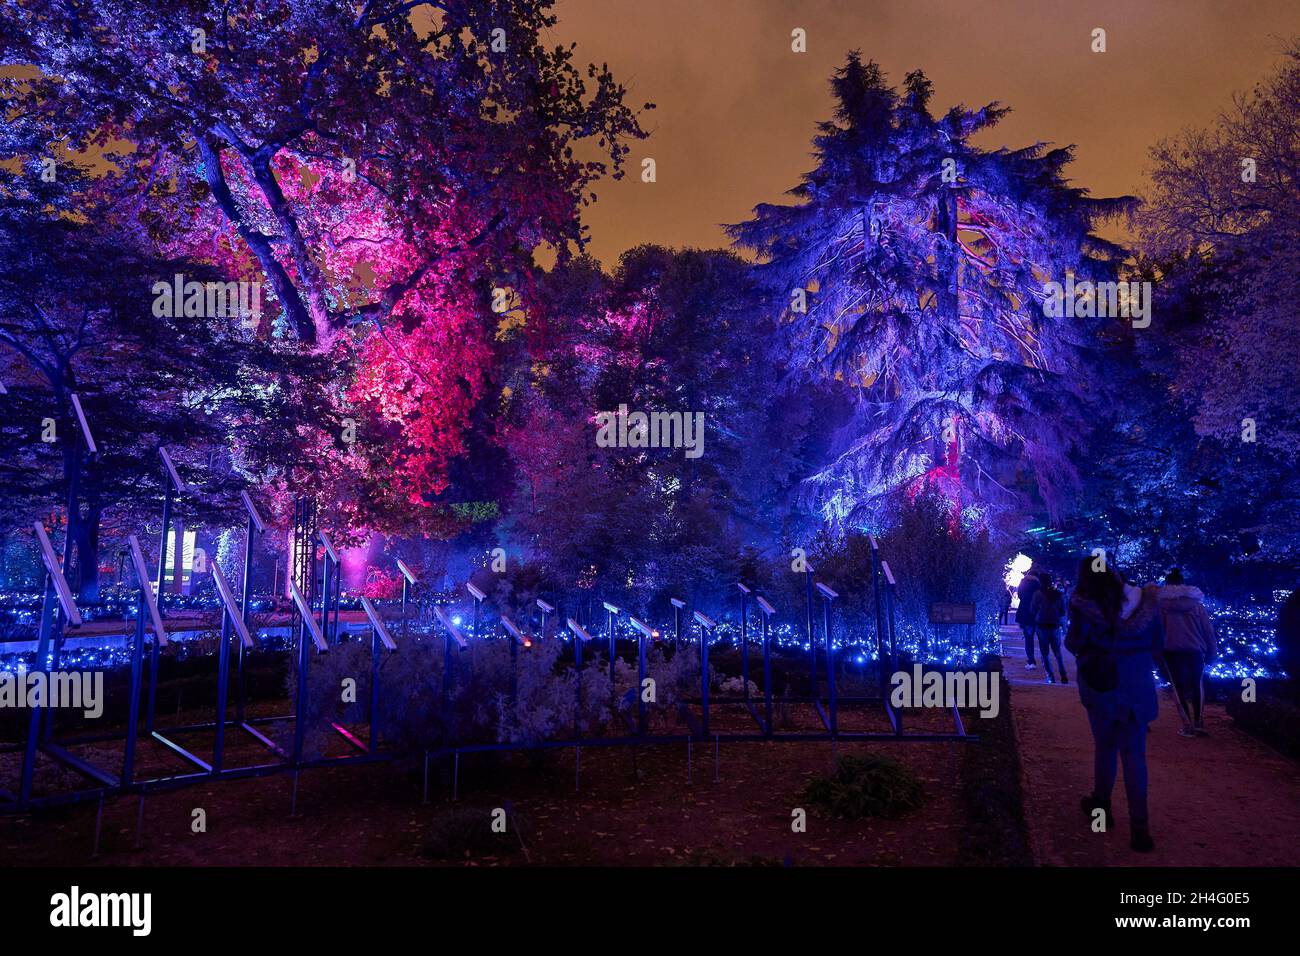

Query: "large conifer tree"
left=729, top=54, right=1134, bottom=533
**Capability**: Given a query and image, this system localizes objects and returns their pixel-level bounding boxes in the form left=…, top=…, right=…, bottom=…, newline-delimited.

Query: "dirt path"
left=1000, top=623, right=1300, bottom=865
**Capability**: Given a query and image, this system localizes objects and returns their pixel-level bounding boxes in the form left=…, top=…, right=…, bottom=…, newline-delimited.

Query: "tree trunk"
left=74, top=505, right=102, bottom=603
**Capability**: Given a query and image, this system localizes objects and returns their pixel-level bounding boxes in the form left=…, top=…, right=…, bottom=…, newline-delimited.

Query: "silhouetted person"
left=1031, top=571, right=1069, bottom=683
left=1066, top=558, right=1163, bottom=853
left=1157, top=568, right=1217, bottom=736
left=1017, top=568, right=1042, bottom=669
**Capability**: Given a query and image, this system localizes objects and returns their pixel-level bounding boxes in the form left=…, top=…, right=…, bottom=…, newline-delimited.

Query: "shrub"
left=802, top=752, right=924, bottom=820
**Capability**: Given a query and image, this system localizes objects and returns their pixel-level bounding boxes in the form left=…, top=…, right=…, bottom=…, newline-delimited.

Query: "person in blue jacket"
left=1066, top=557, right=1164, bottom=853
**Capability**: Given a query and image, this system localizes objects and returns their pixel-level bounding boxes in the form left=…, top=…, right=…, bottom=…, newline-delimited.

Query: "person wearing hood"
left=1157, top=569, right=1217, bottom=737
left=1065, top=557, right=1164, bottom=853
left=1016, top=568, right=1042, bottom=669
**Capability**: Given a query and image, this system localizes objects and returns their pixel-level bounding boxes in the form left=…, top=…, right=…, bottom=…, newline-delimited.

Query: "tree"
left=729, top=54, right=1135, bottom=537
left=1, top=0, right=649, bottom=533
left=498, top=246, right=808, bottom=608
left=1073, top=43, right=1300, bottom=585
left=1139, top=43, right=1300, bottom=462
left=0, top=184, right=314, bottom=599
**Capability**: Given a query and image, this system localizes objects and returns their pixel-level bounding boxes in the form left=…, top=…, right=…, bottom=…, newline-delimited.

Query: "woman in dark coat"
left=1066, top=558, right=1164, bottom=853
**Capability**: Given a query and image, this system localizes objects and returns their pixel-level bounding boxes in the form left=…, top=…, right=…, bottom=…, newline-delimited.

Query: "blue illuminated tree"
left=729, top=54, right=1135, bottom=535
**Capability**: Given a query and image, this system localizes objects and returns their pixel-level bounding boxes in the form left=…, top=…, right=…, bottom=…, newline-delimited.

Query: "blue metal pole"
left=401, top=577, right=410, bottom=643
left=369, top=626, right=382, bottom=751
left=700, top=622, right=710, bottom=738
left=19, top=580, right=57, bottom=804
left=122, top=590, right=146, bottom=786
left=320, top=554, right=332, bottom=643
left=637, top=630, right=647, bottom=736
left=292, top=615, right=310, bottom=766
left=147, top=482, right=173, bottom=734
left=824, top=597, right=837, bottom=735
left=762, top=614, right=773, bottom=735
left=608, top=608, right=616, bottom=687
left=441, top=630, right=454, bottom=740
left=213, top=606, right=232, bottom=772
left=805, top=569, right=816, bottom=701
left=236, top=514, right=257, bottom=723
left=740, top=591, right=750, bottom=699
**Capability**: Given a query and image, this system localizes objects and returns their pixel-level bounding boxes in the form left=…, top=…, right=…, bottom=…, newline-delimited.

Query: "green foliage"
left=802, top=753, right=924, bottom=820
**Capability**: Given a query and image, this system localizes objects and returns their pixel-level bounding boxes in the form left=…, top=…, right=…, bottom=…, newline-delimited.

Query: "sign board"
left=669, top=597, right=686, bottom=609
left=467, top=582, right=486, bottom=601
left=360, top=596, right=397, bottom=651
left=536, top=598, right=555, bottom=614
left=500, top=615, right=530, bottom=646
left=396, top=559, right=418, bottom=585
left=928, top=602, right=977, bottom=625
left=434, top=606, right=468, bottom=649
left=288, top=578, right=328, bottom=652
left=70, top=393, right=97, bottom=454
left=319, top=529, right=339, bottom=564
left=815, top=582, right=839, bottom=600
left=755, top=595, right=776, bottom=616
left=212, top=564, right=254, bottom=648
left=602, top=601, right=621, bottom=615
left=240, top=490, right=266, bottom=533
left=628, top=615, right=657, bottom=639
left=160, top=446, right=185, bottom=493
left=127, top=535, right=165, bottom=645
left=693, top=610, right=717, bottom=629
left=33, top=522, right=82, bottom=628
left=567, top=618, right=594, bottom=642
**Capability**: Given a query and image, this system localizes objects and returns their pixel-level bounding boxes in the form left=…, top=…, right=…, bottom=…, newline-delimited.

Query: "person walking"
left=1157, top=569, right=1217, bottom=736
left=1030, top=571, right=1069, bottom=683
left=1016, top=568, right=1041, bottom=669
left=1066, top=559, right=1164, bottom=853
